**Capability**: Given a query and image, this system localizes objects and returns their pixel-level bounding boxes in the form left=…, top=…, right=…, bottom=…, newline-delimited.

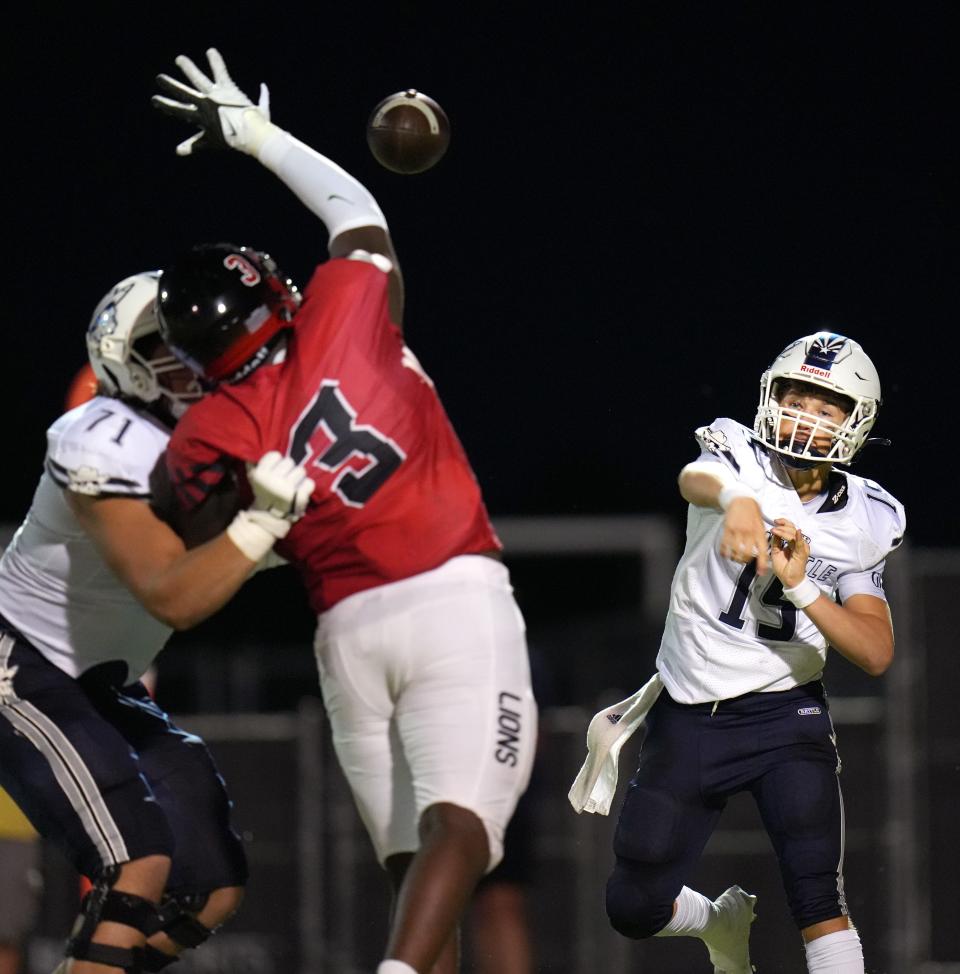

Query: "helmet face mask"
left=157, top=244, right=301, bottom=385
left=753, top=332, right=881, bottom=467
left=87, top=272, right=203, bottom=419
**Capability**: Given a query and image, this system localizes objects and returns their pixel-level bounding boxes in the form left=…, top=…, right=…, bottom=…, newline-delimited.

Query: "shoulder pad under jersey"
left=844, top=474, right=906, bottom=566
left=694, top=418, right=762, bottom=474
left=46, top=397, right=170, bottom=498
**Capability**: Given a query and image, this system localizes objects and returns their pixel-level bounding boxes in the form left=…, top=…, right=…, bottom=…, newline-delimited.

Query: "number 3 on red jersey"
left=288, top=380, right=406, bottom=508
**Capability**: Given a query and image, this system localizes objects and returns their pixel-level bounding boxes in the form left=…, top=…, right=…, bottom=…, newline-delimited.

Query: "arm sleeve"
left=257, top=129, right=388, bottom=245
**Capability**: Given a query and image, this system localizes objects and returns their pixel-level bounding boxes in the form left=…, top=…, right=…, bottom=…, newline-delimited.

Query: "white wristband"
left=781, top=577, right=821, bottom=609
left=226, top=510, right=289, bottom=563
left=718, top=482, right=757, bottom=511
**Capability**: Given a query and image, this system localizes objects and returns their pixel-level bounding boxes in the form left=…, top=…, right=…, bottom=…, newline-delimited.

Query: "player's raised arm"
left=152, top=47, right=404, bottom=322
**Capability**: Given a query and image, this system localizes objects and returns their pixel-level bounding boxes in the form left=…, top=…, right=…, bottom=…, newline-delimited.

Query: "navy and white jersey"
left=0, top=397, right=172, bottom=679
left=657, top=417, right=906, bottom=704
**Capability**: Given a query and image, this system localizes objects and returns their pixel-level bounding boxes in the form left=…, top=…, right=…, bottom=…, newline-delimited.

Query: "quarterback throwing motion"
left=574, top=332, right=904, bottom=973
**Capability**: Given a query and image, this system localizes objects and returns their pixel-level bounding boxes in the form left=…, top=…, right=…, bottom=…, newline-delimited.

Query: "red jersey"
left=166, top=257, right=501, bottom=612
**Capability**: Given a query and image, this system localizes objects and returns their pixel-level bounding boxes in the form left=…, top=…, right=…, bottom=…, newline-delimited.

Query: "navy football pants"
left=0, top=626, right=247, bottom=893
left=606, top=680, right=848, bottom=936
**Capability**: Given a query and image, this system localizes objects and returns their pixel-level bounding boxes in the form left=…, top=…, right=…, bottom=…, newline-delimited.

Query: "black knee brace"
left=157, top=891, right=215, bottom=950
left=66, top=868, right=162, bottom=972
left=140, top=944, right=181, bottom=971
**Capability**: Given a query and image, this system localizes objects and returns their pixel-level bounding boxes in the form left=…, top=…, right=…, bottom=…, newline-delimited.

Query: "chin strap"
left=843, top=435, right=893, bottom=467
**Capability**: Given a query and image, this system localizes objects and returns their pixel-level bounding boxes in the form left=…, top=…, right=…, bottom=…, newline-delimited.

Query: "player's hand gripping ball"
left=366, top=89, right=450, bottom=174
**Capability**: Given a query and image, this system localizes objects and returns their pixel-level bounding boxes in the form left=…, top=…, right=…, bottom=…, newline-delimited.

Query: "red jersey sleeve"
left=165, top=390, right=263, bottom=514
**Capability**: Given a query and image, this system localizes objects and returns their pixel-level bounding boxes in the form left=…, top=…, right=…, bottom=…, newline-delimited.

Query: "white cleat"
left=704, top=885, right=757, bottom=974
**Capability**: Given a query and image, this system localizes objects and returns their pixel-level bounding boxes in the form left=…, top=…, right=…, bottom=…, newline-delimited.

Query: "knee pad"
left=66, top=867, right=162, bottom=971
left=157, top=891, right=215, bottom=950
left=605, top=863, right=675, bottom=939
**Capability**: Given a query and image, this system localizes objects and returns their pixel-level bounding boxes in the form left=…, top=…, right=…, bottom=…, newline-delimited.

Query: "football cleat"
left=704, top=885, right=758, bottom=974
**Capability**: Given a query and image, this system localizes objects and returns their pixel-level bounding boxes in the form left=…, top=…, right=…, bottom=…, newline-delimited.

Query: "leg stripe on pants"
left=827, top=711, right=849, bottom=918
left=0, top=635, right=129, bottom=865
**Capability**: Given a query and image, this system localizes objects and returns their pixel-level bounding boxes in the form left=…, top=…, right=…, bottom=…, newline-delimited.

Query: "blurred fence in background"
left=3, top=517, right=957, bottom=974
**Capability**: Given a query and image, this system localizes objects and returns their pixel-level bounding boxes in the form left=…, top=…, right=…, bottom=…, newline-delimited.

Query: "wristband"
left=226, top=510, right=290, bottom=562
left=781, top=577, right=821, bottom=609
left=718, top=482, right=757, bottom=511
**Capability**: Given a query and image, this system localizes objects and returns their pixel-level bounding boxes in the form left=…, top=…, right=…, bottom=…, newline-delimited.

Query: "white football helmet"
left=87, top=271, right=202, bottom=418
left=754, top=331, right=881, bottom=466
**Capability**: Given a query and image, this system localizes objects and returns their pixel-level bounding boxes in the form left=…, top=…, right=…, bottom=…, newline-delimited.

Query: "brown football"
left=366, top=89, right=450, bottom=174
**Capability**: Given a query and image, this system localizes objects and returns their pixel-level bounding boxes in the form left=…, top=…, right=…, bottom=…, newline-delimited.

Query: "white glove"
left=227, top=452, right=314, bottom=562
left=152, top=47, right=275, bottom=157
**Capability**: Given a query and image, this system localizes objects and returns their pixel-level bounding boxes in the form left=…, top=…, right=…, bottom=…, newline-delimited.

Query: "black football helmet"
left=157, top=243, right=301, bottom=384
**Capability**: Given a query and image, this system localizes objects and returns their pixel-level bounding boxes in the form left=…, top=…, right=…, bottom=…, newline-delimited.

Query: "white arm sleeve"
left=256, top=128, right=388, bottom=244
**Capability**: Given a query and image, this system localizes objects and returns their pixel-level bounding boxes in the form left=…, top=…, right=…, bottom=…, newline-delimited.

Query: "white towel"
left=567, top=672, right=664, bottom=815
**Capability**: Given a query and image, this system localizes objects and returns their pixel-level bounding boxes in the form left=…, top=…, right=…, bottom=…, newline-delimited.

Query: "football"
left=366, top=89, right=450, bottom=174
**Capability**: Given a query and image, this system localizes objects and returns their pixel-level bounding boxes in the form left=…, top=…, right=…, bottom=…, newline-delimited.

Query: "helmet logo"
left=89, top=305, right=119, bottom=341
left=88, top=279, right=139, bottom=340
left=223, top=253, right=262, bottom=287
left=803, top=333, right=848, bottom=372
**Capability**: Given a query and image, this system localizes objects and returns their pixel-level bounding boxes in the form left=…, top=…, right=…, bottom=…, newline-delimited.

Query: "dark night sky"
left=4, top=3, right=957, bottom=547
